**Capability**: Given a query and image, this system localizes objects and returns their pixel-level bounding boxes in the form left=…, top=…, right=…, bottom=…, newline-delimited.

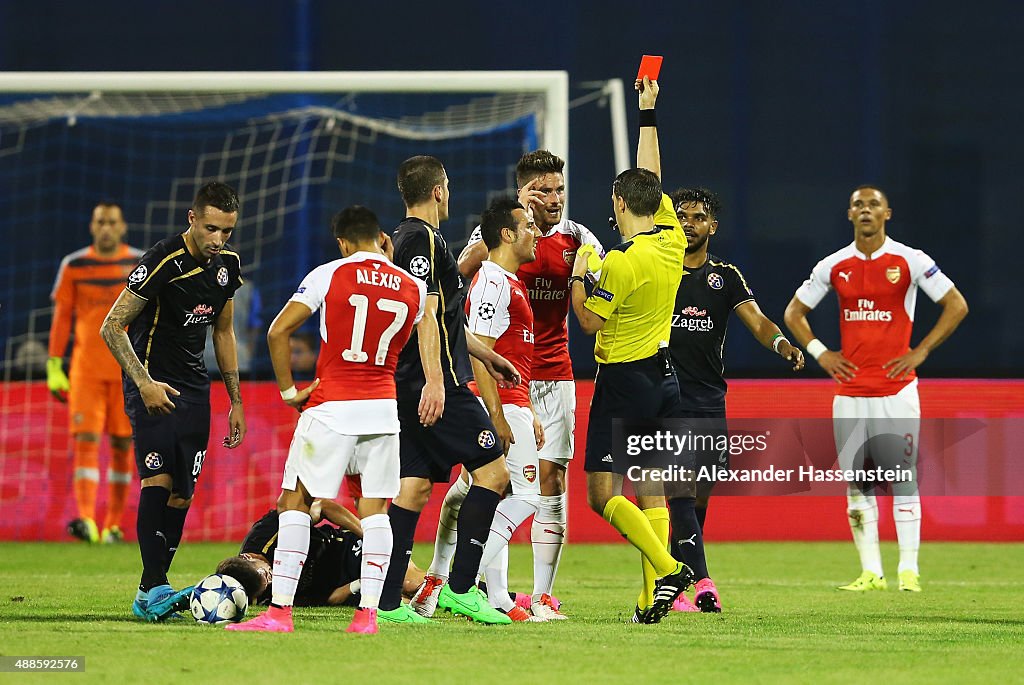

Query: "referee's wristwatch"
left=568, top=275, right=586, bottom=286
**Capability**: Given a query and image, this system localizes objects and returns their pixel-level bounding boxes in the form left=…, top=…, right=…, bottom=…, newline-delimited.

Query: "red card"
left=637, top=55, right=663, bottom=82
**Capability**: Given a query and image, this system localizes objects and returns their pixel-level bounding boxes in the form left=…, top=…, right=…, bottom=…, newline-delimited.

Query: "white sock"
left=893, top=495, right=921, bottom=574
left=271, top=510, right=311, bottom=607
left=358, top=513, right=392, bottom=609
left=531, top=493, right=566, bottom=600
left=478, top=495, right=538, bottom=571
left=484, top=545, right=514, bottom=612
left=847, top=492, right=883, bottom=577
left=427, top=475, right=471, bottom=579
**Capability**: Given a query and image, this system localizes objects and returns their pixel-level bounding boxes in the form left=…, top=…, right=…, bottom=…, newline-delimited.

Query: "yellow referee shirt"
left=584, top=194, right=686, bottom=364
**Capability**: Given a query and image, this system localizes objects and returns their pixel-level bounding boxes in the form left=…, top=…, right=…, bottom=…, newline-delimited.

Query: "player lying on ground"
left=215, top=499, right=426, bottom=608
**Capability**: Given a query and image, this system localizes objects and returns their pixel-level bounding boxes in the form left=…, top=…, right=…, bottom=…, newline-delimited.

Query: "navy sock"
left=696, top=504, right=708, bottom=532
left=668, top=497, right=710, bottom=581
left=138, top=486, right=171, bottom=591
left=163, top=505, right=189, bottom=573
left=448, top=486, right=501, bottom=594
left=379, top=503, right=420, bottom=611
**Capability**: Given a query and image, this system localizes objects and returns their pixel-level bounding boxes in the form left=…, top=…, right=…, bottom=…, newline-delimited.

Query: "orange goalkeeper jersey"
left=49, top=244, right=144, bottom=381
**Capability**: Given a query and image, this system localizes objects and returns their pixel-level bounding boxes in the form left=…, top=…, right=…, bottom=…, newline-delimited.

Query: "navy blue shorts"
left=397, top=384, right=504, bottom=483
left=585, top=351, right=684, bottom=475
left=670, top=408, right=729, bottom=472
left=129, top=397, right=211, bottom=499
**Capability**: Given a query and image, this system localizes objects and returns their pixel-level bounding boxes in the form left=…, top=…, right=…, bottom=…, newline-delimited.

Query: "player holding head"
left=100, top=181, right=247, bottom=621
left=48, top=202, right=143, bottom=544
left=377, top=156, right=520, bottom=626
left=658, top=187, right=805, bottom=613
left=454, top=151, right=604, bottom=618
left=570, top=76, right=694, bottom=624
left=228, top=205, right=434, bottom=635
left=784, top=185, right=968, bottom=593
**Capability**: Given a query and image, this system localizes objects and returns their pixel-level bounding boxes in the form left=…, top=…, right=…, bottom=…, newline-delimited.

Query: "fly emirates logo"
left=844, top=298, right=893, bottom=322
left=528, top=277, right=565, bottom=301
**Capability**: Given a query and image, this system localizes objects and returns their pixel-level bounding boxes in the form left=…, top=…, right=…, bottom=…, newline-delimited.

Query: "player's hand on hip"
left=285, top=378, right=320, bottom=412
left=418, top=380, right=445, bottom=427
left=140, top=380, right=179, bottom=414
left=485, top=352, right=521, bottom=389
left=495, top=414, right=514, bottom=456
left=779, top=342, right=806, bottom=371
left=224, top=403, right=246, bottom=448
left=883, top=347, right=928, bottom=381
left=817, top=350, right=857, bottom=383
left=45, top=357, right=70, bottom=403
left=532, top=413, right=546, bottom=451
left=636, top=76, right=659, bottom=108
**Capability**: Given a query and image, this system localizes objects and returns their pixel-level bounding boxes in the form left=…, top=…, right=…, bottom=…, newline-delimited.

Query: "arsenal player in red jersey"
left=785, top=185, right=968, bottom=594
left=229, top=205, right=434, bottom=635
left=457, top=151, right=604, bottom=614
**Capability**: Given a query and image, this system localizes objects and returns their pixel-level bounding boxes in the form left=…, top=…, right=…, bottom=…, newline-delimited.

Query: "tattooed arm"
left=100, top=289, right=180, bottom=415
left=213, top=300, right=246, bottom=448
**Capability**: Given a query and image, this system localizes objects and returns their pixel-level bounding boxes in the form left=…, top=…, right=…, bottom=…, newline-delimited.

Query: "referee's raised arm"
left=636, top=75, right=661, bottom=179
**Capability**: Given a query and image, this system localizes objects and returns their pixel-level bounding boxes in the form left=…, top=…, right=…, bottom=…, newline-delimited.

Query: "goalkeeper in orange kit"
left=48, top=202, right=144, bottom=543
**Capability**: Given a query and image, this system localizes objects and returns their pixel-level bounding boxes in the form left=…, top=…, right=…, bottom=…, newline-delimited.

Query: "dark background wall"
left=2, top=0, right=1020, bottom=377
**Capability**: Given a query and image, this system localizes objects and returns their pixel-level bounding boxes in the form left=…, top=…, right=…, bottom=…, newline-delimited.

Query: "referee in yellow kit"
left=570, top=75, right=693, bottom=624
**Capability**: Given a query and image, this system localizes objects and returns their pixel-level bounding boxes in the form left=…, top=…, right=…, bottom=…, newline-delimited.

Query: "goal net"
left=0, top=71, right=567, bottom=542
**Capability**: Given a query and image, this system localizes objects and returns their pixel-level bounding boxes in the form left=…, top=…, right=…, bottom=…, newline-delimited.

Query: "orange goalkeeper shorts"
left=68, top=373, right=132, bottom=438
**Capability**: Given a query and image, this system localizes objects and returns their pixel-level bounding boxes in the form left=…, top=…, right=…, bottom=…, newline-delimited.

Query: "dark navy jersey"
left=669, top=254, right=755, bottom=411
left=123, top=233, right=243, bottom=402
left=391, top=217, right=474, bottom=392
left=240, top=509, right=362, bottom=606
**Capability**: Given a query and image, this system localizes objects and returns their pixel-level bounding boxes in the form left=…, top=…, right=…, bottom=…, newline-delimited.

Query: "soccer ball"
left=190, top=574, right=248, bottom=625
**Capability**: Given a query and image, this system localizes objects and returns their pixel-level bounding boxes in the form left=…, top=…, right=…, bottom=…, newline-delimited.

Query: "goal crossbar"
left=0, top=71, right=569, bottom=164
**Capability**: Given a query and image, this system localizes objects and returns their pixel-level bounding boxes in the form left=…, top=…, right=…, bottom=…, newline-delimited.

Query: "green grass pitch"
left=1, top=540, right=1022, bottom=684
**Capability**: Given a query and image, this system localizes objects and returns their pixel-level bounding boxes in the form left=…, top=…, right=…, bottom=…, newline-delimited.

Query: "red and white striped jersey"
left=469, top=218, right=603, bottom=381
left=289, top=251, right=426, bottom=434
left=795, top=236, right=954, bottom=397
left=465, top=260, right=534, bottom=407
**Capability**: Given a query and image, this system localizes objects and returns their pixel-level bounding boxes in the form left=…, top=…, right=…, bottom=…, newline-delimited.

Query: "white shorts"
left=281, top=412, right=400, bottom=499
left=832, top=380, right=920, bottom=493
left=530, top=379, right=575, bottom=466
left=504, top=404, right=541, bottom=497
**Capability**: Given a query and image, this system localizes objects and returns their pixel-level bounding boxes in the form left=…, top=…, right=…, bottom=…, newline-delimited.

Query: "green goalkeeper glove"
left=46, top=356, right=70, bottom=402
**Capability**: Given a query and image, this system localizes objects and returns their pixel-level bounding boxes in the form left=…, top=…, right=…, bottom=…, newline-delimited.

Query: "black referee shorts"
left=397, top=384, right=504, bottom=483
left=584, top=351, right=684, bottom=475
left=128, top=396, right=211, bottom=499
